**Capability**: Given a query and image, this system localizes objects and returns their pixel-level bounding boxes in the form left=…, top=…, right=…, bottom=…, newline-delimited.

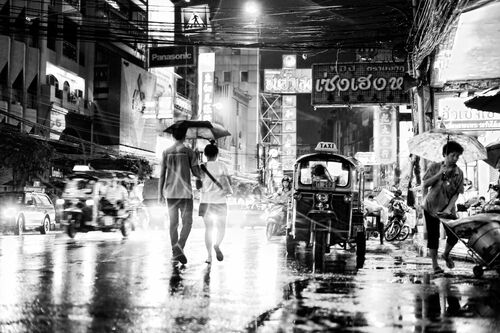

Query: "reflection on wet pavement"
left=251, top=242, right=500, bottom=332
left=1, top=229, right=500, bottom=332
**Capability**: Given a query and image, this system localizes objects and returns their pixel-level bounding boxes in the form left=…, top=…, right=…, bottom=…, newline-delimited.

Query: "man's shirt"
left=160, top=143, right=200, bottom=199
left=422, top=162, right=464, bottom=215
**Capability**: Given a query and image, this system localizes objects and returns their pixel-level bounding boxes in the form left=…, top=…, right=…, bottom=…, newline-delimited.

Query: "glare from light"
left=56, top=198, right=65, bottom=205
left=244, top=1, right=260, bottom=16
left=2, top=207, right=17, bottom=218
left=85, top=199, right=94, bottom=206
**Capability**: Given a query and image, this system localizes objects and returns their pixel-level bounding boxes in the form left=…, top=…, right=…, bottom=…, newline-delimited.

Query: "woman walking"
left=199, top=141, right=232, bottom=263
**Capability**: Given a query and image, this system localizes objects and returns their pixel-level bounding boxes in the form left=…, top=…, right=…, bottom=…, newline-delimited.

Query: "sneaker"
left=442, top=254, right=455, bottom=269
left=214, top=245, right=224, bottom=261
left=172, top=244, right=187, bottom=265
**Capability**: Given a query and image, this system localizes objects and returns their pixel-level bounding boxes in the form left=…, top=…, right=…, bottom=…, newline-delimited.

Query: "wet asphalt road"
left=1, top=222, right=500, bottom=333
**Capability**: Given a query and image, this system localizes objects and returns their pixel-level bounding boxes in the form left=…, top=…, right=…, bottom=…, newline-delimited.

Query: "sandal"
left=442, top=254, right=455, bottom=269
left=433, top=267, right=444, bottom=274
left=214, top=245, right=224, bottom=261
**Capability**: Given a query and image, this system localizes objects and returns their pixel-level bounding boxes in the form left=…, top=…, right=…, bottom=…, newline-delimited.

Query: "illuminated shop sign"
left=149, top=46, right=195, bottom=68
left=264, top=69, right=312, bottom=94
left=311, top=62, right=409, bottom=105
left=201, top=72, right=214, bottom=121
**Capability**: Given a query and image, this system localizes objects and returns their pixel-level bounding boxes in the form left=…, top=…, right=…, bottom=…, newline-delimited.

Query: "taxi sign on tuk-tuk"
left=315, top=142, right=338, bottom=153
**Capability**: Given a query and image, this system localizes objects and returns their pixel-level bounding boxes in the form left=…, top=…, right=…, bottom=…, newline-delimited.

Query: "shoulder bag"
left=200, top=164, right=224, bottom=190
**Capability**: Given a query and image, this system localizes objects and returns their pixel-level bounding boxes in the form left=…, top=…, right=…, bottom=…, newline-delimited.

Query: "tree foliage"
left=89, top=155, right=153, bottom=180
left=0, top=128, right=55, bottom=185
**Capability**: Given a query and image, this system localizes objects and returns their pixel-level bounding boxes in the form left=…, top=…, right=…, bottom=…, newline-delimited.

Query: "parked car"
left=0, top=188, right=57, bottom=235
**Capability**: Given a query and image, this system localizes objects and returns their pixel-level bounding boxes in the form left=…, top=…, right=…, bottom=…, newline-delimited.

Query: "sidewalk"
left=412, top=231, right=475, bottom=263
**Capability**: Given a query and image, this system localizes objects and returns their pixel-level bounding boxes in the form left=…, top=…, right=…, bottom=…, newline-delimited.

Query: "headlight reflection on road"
left=0, top=239, right=20, bottom=313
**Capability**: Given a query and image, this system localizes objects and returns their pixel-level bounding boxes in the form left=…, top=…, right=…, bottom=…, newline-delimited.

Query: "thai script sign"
left=264, top=69, right=312, bottom=94
left=435, top=94, right=500, bottom=130
left=149, top=46, right=195, bottom=68
left=311, top=62, right=409, bottom=105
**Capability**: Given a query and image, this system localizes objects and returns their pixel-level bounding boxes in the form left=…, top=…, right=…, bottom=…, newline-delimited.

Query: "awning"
left=464, top=86, right=500, bottom=113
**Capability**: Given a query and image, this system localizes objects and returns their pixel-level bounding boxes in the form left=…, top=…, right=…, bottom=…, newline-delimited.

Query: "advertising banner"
left=149, top=46, right=195, bottom=68
left=120, top=60, right=157, bottom=151
left=311, top=62, right=409, bottom=106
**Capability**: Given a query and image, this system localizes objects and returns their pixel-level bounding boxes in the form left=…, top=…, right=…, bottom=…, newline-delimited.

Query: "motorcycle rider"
left=388, top=189, right=409, bottom=223
left=270, top=176, right=293, bottom=225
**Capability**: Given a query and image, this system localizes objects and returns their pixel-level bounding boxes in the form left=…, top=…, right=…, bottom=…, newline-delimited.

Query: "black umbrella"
left=464, top=86, right=500, bottom=113
left=485, top=141, right=500, bottom=168
left=164, top=120, right=231, bottom=141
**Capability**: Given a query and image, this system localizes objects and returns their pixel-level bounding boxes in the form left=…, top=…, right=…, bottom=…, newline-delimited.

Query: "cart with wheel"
left=441, top=214, right=500, bottom=278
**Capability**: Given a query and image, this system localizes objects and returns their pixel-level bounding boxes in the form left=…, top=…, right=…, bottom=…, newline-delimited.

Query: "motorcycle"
left=264, top=202, right=287, bottom=240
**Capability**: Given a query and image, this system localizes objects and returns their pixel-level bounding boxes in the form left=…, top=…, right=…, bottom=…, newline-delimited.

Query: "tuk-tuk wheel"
left=473, top=265, right=484, bottom=278
left=40, top=216, right=50, bottom=235
left=356, top=231, right=366, bottom=269
left=67, top=221, right=77, bottom=239
left=286, top=234, right=296, bottom=257
left=313, top=231, right=328, bottom=272
left=266, top=223, right=276, bottom=241
left=121, top=218, right=131, bottom=237
left=15, top=216, right=24, bottom=235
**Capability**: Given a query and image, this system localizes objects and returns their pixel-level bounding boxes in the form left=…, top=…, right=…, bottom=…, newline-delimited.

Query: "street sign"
left=182, top=5, right=209, bottom=33
left=148, top=46, right=195, bottom=68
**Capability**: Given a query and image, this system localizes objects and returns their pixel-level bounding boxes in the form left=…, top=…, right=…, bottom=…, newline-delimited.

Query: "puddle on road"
left=248, top=246, right=500, bottom=332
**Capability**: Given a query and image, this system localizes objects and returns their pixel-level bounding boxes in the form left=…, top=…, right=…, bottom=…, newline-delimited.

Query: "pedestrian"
left=198, top=141, right=232, bottom=264
left=422, top=140, right=464, bottom=274
left=159, top=126, right=201, bottom=265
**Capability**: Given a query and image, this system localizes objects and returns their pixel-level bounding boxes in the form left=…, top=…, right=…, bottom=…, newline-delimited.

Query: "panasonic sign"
left=148, top=46, right=195, bottom=68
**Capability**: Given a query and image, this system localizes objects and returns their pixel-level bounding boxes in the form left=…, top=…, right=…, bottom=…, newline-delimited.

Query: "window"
left=299, top=161, right=349, bottom=187
left=37, top=194, right=52, bottom=206
left=240, top=71, right=248, bottom=82
left=223, top=71, right=231, bottom=82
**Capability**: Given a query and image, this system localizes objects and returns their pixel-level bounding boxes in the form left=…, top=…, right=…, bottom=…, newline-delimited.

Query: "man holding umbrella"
left=159, top=125, right=202, bottom=265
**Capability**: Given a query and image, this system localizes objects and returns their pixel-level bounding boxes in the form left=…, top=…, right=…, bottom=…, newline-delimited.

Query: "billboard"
left=120, top=60, right=158, bottom=151
left=311, top=62, right=409, bottom=106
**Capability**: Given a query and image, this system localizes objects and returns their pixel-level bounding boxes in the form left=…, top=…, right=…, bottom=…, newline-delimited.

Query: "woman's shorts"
left=199, top=203, right=228, bottom=218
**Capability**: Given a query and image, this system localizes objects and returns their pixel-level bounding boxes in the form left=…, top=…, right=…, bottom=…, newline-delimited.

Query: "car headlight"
left=2, top=207, right=17, bottom=218
left=85, top=199, right=94, bottom=206
left=56, top=198, right=65, bottom=205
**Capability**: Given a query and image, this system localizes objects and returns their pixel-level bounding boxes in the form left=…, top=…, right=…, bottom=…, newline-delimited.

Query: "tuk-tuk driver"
left=311, top=164, right=332, bottom=182
left=103, top=177, right=129, bottom=212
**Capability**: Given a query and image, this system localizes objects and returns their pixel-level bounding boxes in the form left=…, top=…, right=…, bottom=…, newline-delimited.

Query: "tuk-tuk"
left=285, top=142, right=367, bottom=270
left=58, top=169, right=138, bottom=238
